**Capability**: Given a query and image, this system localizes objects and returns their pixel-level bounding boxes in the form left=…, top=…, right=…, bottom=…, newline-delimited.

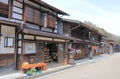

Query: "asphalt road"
left=36, top=53, right=120, bottom=79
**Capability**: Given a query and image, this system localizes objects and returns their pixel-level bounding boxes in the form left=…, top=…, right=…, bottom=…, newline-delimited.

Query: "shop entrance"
left=44, top=43, right=58, bottom=63
left=37, top=41, right=65, bottom=65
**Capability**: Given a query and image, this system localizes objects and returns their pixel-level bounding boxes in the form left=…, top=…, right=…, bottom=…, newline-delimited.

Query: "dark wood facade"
left=0, top=0, right=69, bottom=70
left=0, top=0, right=103, bottom=70
left=62, top=18, right=103, bottom=60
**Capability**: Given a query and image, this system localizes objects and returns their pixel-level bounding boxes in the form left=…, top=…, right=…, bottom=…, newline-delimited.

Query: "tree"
left=84, top=21, right=120, bottom=43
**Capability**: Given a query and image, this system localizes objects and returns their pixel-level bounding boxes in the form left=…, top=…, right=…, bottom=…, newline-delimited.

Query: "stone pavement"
left=0, top=53, right=108, bottom=79
left=36, top=53, right=120, bottom=79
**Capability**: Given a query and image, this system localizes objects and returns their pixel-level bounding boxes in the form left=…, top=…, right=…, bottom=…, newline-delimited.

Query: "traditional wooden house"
left=101, top=37, right=115, bottom=54
left=62, top=18, right=103, bottom=60
left=0, top=0, right=76, bottom=70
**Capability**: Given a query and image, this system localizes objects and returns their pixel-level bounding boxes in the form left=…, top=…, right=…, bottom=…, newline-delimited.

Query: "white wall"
left=0, top=25, right=15, bottom=54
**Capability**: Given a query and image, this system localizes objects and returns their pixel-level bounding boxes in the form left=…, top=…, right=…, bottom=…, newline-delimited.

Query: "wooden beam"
left=21, top=32, right=24, bottom=67
left=0, top=20, right=20, bottom=26
left=9, top=0, right=13, bottom=19
left=70, top=24, right=80, bottom=31
left=23, top=0, right=26, bottom=22
left=65, top=40, right=68, bottom=60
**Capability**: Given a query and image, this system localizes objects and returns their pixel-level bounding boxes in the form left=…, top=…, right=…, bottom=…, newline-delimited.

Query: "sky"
left=43, top=0, right=120, bottom=36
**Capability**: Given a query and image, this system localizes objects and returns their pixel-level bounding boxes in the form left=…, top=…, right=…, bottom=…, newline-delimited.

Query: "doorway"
left=45, top=43, right=58, bottom=63
left=47, top=43, right=58, bottom=62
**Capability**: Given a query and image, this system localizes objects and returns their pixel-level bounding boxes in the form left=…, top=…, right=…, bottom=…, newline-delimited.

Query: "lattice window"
left=25, top=6, right=42, bottom=25
left=47, top=14, right=56, bottom=28
left=34, top=10, right=40, bottom=24
left=4, top=37, right=14, bottom=48
left=25, top=6, right=34, bottom=22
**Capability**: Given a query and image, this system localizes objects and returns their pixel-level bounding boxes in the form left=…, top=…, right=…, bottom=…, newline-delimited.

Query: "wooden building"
left=101, top=37, right=115, bottom=54
left=0, top=0, right=76, bottom=70
left=62, top=18, right=103, bottom=60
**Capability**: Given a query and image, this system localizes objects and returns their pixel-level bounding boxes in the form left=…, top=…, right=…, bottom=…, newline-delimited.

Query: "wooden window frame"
left=12, top=0, right=23, bottom=21
left=24, top=4, right=56, bottom=28
left=47, top=14, right=56, bottom=28
left=4, top=37, right=14, bottom=48
left=25, top=6, right=34, bottom=22
left=25, top=5, right=43, bottom=26
left=13, top=0, right=23, bottom=8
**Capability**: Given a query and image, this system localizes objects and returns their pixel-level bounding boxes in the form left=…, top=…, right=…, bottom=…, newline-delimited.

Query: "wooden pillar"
left=0, top=24, right=1, bottom=36
left=23, top=0, right=26, bottom=22
left=8, top=0, right=13, bottom=19
left=35, top=36, right=38, bottom=63
left=58, top=43, right=64, bottom=63
left=14, top=28, right=19, bottom=70
left=0, top=25, right=1, bottom=49
left=65, top=40, right=68, bottom=60
left=21, top=32, right=24, bottom=66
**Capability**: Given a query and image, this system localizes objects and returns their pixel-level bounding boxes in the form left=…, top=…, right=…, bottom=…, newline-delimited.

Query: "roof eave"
left=34, top=0, right=69, bottom=15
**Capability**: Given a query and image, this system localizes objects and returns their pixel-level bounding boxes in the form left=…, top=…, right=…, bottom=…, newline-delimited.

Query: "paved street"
left=36, top=53, right=120, bottom=79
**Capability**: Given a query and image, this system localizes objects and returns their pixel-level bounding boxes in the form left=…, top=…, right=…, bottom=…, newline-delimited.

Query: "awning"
left=23, top=28, right=78, bottom=41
